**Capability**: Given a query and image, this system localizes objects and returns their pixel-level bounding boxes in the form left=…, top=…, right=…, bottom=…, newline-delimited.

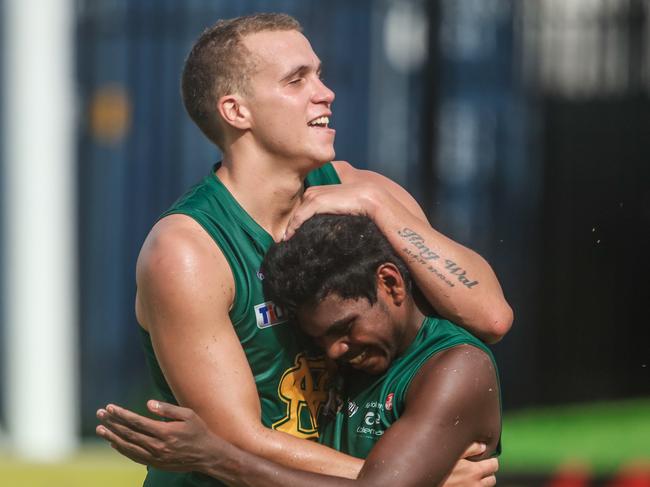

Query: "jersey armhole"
left=400, top=342, right=502, bottom=455
left=160, top=209, right=243, bottom=319
left=400, top=342, right=494, bottom=409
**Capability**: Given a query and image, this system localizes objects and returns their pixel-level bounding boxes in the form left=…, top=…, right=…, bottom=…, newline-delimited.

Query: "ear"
left=376, top=263, right=407, bottom=306
left=217, top=94, right=252, bottom=131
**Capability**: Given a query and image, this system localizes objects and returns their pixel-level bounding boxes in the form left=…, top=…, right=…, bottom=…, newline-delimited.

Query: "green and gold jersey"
left=140, top=162, right=340, bottom=487
left=318, top=316, right=501, bottom=459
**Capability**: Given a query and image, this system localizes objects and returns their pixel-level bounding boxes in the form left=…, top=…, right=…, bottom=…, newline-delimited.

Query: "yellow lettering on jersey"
left=272, top=353, right=329, bottom=439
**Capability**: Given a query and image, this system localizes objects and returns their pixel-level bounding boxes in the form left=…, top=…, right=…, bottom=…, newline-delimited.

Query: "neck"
left=396, top=295, right=427, bottom=356
left=218, top=145, right=323, bottom=241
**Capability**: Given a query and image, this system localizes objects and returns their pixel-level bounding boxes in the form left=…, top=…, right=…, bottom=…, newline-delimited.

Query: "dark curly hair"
left=262, top=214, right=411, bottom=314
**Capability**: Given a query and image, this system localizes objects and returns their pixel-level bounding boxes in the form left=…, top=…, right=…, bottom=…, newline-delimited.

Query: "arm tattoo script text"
left=398, top=228, right=479, bottom=289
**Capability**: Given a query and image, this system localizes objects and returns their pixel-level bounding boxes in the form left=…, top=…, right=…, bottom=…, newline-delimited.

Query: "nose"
left=313, top=77, right=335, bottom=106
left=321, top=336, right=348, bottom=360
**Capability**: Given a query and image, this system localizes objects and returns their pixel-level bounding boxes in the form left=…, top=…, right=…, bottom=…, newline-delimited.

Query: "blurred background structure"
left=1, top=0, right=649, bottom=485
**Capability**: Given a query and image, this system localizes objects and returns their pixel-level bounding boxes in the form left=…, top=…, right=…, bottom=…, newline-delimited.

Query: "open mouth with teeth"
left=346, top=348, right=368, bottom=366
left=308, top=115, right=330, bottom=128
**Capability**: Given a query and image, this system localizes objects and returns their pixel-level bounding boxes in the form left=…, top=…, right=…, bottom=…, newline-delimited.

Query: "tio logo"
left=254, top=301, right=287, bottom=329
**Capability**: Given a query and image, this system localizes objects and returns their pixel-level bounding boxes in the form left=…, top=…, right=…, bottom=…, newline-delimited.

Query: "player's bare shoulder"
left=135, top=214, right=235, bottom=329
left=331, top=160, right=427, bottom=220
left=137, top=215, right=225, bottom=280
left=331, top=160, right=390, bottom=184
left=330, top=160, right=361, bottom=181
left=411, top=344, right=498, bottom=401
left=408, top=344, right=500, bottom=452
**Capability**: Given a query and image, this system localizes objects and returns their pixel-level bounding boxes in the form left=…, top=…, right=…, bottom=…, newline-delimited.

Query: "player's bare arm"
left=131, top=214, right=363, bottom=479
left=206, top=343, right=500, bottom=486
left=357, top=344, right=501, bottom=486
left=99, top=344, right=499, bottom=486
left=97, top=402, right=496, bottom=485
left=284, top=161, right=513, bottom=343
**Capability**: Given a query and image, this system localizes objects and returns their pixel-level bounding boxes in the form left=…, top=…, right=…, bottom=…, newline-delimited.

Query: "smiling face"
left=240, top=29, right=336, bottom=168
left=262, top=216, right=425, bottom=374
left=295, top=265, right=419, bottom=375
left=297, top=293, right=404, bottom=375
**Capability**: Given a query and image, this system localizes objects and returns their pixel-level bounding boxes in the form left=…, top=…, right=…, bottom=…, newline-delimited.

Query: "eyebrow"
left=325, top=315, right=354, bottom=336
left=280, top=62, right=322, bottom=83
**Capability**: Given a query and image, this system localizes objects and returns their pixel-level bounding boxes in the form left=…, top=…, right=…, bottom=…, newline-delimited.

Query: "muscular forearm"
left=202, top=433, right=473, bottom=487
left=231, top=426, right=362, bottom=479
left=203, top=436, right=362, bottom=487
left=366, top=192, right=513, bottom=342
left=97, top=400, right=496, bottom=487
left=291, top=162, right=512, bottom=342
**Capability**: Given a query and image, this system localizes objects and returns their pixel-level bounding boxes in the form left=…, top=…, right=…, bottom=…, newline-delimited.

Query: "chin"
left=314, top=144, right=336, bottom=163
left=313, top=154, right=335, bottom=165
left=295, top=147, right=336, bottom=173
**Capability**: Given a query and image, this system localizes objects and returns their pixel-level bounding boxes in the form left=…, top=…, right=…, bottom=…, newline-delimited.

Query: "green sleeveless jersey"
left=141, top=162, right=340, bottom=487
left=318, top=316, right=501, bottom=459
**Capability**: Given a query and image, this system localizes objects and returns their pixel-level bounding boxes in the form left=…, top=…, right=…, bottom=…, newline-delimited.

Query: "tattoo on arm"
left=398, top=228, right=479, bottom=289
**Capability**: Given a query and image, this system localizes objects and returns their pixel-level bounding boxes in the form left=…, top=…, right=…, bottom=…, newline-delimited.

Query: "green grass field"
left=2, top=398, right=649, bottom=486
left=0, top=443, right=145, bottom=487
left=501, top=397, right=650, bottom=474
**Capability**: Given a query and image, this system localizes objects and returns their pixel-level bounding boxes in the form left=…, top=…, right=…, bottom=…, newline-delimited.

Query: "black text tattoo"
left=398, top=228, right=479, bottom=289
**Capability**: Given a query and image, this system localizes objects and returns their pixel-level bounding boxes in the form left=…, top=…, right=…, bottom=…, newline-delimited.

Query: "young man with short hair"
left=97, top=13, right=511, bottom=487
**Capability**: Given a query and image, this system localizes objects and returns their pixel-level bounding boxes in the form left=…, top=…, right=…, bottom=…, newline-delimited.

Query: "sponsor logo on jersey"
left=364, top=411, right=381, bottom=426
left=355, top=401, right=386, bottom=438
left=256, top=269, right=265, bottom=280
left=254, top=301, right=287, bottom=328
left=385, top=392, right=394, bottom=411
